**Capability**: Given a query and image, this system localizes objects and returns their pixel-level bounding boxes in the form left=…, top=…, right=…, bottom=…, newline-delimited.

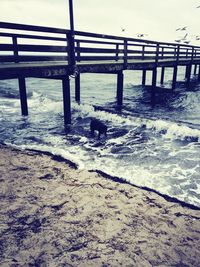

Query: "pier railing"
left=0, top=22, right=69, bottom=63
left=1, top=21, right=200, bottom=66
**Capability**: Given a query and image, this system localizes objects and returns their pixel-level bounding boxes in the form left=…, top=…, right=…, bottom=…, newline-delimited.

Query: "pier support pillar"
left=151, top=68, right=157, bottom=107
left=142, top=70, right=146, bottom=85
left=18, top=77, right=28, bottom=116
left=160, top=67, right=165, bottom=85
left=198, top=65, right=200, bottom=82
left=117, top=71, right=124, bottom=107
left=75, top=73, right=80, bottom=102
left=62, top=76, right=71, bottom=125
left=186, top=65, right=192, bottom=86
left=193, top=64, right=197, bottom=76
left=172, top=66, right=178, bottom=90
left=185, top=65, right=190, bottom=79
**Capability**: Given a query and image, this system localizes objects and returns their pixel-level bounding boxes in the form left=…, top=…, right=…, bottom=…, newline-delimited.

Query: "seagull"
left=175, top=39, right=181, bottom=43
left=196, top=5, right=200, bottom=8
left=183, top=40, right=190, bottom=44
left=196, top=36, right=200, bottom=40
left=137, top=33, right=147, bottom=38
left=121, top=28, right=125, bottom=32
left=182, top=33, right=188, bottom=40
left=176, top=26, right=187, bottom=31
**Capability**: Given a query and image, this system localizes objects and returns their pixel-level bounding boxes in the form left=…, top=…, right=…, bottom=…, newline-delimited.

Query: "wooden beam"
left=160, top=67, right=165, bottom=84
left=62, top=76, right=71, bottom=125
left=117, top=71, right=124, bottom=106
left=142, top=70, right=146, bottom=85
left=75, top=73, right=80, bottom=102
left=18, top=77, right=28, bottom=116
left=186, top=65, right=192, bottom=86
left=172, top=66, right=178, bottom=90
left=198, top=65, right=200, bottom=81
left=151, top=68, right=157, bottom=106
left=193, top=64, right=197, bottom=75
left=185, top=65, right=189, bottom=79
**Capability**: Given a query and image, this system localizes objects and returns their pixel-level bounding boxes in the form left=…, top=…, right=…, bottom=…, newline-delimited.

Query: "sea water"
left=0, top=67, right=200, bottom=207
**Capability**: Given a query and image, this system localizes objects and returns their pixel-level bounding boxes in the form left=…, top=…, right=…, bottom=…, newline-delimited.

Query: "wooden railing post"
left=116, top=43, right=119, bottom=61
left=186, top=48, right=188, bottom=58
left=67, top=31, right=76, bottom=73
left=172, top=45, right=180, bottom=90
left=151, top=44, right=159, bottom=106
left=186, top=47, right=194, bottom=86
left=142, top=45, right=145, bottom=60
left=123, top=40, right=128, bottom=68
left=76, top=40, right=80, bottom=62
left=161, top=47, right=164, bottom=59
left=12, top=36, right=19, bottom=63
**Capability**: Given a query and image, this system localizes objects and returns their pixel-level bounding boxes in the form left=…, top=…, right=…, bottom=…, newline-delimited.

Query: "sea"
left=0, top=66, right=200, bottom=208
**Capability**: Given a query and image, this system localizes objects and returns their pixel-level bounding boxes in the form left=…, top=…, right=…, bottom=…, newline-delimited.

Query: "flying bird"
left=121, top=28, right=125, bottom=32
left=183, top=40, right=190, bottom=44
left=176, top=26, right=187, bottom=31
left=137, top=33, right=147, bottom=38
left=182, top=33, right=188, bottom=40
left=196, top=5, right=200, bottom=8
left=175, top=39, right=181, bottom=43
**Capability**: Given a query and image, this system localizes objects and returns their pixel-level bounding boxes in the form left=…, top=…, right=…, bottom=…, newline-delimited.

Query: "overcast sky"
left=1, top=0, right=200, bottom=44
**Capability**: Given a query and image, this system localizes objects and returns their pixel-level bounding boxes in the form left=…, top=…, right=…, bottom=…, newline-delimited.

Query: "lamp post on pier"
left=68, top=0, right=76, bottom=68
left=69, top=0, right=75, bottom=34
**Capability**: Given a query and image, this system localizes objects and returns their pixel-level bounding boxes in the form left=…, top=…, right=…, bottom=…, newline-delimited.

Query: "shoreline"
left=0, top=143, right=200, bottom=266
left=4, top=143, right=200, bottom=211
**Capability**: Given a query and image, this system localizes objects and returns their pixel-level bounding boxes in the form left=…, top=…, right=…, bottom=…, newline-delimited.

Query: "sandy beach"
left=0, top=144, right=199, bottom=267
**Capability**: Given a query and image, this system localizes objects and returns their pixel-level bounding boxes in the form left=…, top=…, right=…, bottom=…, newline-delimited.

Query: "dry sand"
left=0, top=144, right=199, bottom=267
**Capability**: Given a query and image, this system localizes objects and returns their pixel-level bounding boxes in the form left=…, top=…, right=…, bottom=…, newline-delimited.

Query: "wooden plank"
left=75, top=73, right=80, bottom=102
left=74, top=29, right=198, bottom=48
left=0, top=21, right=67, bottom=34
left=62, top=76, right=71, bottom=125
left=0, top=32, right=66, bottom=41
left=160, top=67, right=165, bottom=84
left=151, top=68, right=157, bottom=106
left=18, top=77, right=28, bottom=116
left=75, top=39, right=123, bottom=46
left=172, top=66, right=178, bottom=90
left=117, top=71, right=124, bottom=106
left=0, top=44, right=68, bottom=52
left=193, top=64, right=197, bottom=75
left=198, top=65, right=200, bottom=81
left=142, top=70, right=146, bottom=85
left=12, top=36, right=19, bottom=63
left=0, top=55, right=68, bottom=62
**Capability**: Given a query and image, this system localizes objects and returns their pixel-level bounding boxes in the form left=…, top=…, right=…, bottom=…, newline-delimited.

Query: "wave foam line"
left=73, top=103, right=200, bottom=142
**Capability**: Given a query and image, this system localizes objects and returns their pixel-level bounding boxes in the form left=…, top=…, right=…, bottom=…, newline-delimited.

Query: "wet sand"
left=0, top=144, right=199, bottom=267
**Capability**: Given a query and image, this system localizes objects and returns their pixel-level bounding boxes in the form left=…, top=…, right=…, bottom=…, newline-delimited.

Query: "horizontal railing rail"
left=0, top=21, right=70, bottom=63
left=1, top=21, right=200, bottom=67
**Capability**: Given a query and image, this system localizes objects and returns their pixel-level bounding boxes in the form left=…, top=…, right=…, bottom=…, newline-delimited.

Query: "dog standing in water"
left=90, top=119, right=107, bottom=139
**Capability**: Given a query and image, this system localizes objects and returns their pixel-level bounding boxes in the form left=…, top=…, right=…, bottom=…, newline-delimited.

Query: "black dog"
left=90, top=119, right=107, bottom=139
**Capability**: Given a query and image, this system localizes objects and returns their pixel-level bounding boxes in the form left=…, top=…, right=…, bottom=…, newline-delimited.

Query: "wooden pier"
left=1, top=21, right=200, bottom=125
